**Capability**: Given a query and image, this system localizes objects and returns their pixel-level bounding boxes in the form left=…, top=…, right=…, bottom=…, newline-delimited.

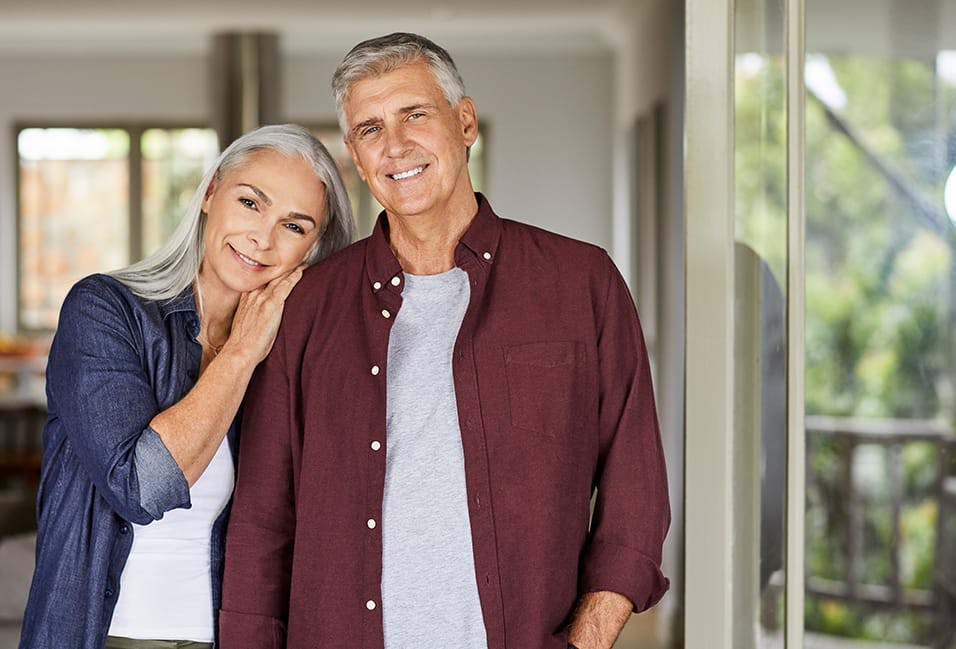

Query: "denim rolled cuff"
left=134, top=427, right=191, bottom=519
left=578, top=539, right=670, bottom=613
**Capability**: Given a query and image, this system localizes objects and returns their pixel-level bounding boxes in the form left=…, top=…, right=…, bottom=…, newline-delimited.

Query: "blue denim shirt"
left=19, top=274, right=239, bottom=649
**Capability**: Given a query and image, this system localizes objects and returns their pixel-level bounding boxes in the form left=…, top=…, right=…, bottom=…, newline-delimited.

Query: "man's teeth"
left=236, top=250, right=262, bottom=266
left=391, top=166, right=425, bottom=180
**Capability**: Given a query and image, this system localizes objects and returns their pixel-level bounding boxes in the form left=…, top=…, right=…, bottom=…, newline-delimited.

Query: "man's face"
left=343, top=61, right=478, bottom=222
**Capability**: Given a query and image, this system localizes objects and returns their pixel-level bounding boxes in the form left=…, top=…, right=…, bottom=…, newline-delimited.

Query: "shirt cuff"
left=579, top=539, right=670, bottom=612
left=134, top=427, right=191, bottom=519
left=218, top=609, right=286, bottom=648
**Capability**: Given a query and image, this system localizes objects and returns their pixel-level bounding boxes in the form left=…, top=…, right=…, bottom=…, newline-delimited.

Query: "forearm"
left=567, top=590, right=633, bottom=649
left=149, top=348, right=256, bottom=485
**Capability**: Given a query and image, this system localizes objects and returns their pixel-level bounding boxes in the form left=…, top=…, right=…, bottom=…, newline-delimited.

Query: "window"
left=17, top=126, right=219, bottom=331
left=726, top=2, right=956, bottom=647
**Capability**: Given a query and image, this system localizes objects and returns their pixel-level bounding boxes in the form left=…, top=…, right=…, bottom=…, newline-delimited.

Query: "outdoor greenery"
left=736, top=53, right=954, bottom=645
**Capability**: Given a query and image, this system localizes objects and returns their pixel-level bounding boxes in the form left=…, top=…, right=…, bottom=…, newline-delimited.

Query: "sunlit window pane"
left=18, top=128, right=130, bottom=330
left=802, top=47, right=955, bottom=647
left=734, top=27, right=788, bottom=649
left=141, top=128, right=219, bottom=257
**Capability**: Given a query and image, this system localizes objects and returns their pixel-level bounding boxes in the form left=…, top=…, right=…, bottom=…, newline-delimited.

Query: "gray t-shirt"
left=382, top=267, right=488, bottom=649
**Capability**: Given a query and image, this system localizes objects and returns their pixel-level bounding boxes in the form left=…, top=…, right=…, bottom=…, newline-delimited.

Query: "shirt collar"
left=457, top=193, right=502, bottom=265
left=364, top=192, right=503, bottom=288
left=159, top=284, right=198, bottom=320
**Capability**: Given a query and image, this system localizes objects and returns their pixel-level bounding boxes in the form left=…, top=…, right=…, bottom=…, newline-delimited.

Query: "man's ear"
left=458, top=97, right=479, bottom=148
left=344, top=135, right=368, bottom=183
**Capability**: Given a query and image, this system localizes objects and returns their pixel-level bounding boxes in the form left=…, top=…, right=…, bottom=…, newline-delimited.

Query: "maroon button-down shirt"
left=219, top=195, right=670, bottom=649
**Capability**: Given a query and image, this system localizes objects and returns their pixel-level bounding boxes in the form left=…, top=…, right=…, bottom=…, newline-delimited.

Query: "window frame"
left=14, top=121, right=215, bottom=332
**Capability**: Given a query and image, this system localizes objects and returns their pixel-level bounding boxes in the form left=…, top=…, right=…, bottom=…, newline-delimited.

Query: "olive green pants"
left=105, top=637, right=213, bottom=649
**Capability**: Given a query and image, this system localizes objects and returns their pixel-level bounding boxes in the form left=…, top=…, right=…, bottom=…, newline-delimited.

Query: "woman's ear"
left=201, top=178, right=218, bottom=213
left=303, top=238, right=320, bottom=264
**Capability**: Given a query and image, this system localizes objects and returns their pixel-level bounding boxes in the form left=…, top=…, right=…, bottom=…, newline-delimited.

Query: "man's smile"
left=387, top=164, right=427, bottom=181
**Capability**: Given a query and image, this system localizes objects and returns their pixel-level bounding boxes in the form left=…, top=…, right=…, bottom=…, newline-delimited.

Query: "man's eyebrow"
left=399, top=103, right=434, bottom=113
left=349, top=103, right=439, bottom=135
left=350, top=117, right=382, bottom=135
left=238, top=183, right=272, bottom=206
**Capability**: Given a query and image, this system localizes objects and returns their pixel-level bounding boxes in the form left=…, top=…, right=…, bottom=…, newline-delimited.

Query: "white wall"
left=284, top=48, right=615, bottom=246
left=612, top=1, right=685, bottom=646
left=0, top=44, right=613, bottom=333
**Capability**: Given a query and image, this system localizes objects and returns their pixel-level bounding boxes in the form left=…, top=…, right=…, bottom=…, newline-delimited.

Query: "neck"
left=386, top=192, right=478, bottom=275
left=194, top=272, right=239, bottom=347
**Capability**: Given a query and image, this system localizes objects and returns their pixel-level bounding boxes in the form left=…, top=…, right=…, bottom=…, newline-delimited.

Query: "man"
left=220, top=32, right=670, bottom=649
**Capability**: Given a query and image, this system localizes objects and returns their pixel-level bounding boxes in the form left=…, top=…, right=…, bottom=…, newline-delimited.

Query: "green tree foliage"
left=736, top=53, right=949, bottom=644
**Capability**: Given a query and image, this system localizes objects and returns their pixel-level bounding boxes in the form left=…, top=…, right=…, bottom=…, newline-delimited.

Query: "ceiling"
left=0, top=0, right=639, bottom=54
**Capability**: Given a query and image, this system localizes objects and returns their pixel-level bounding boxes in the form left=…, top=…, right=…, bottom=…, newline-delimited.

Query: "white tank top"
left=108, top=436, right=234, bottom=641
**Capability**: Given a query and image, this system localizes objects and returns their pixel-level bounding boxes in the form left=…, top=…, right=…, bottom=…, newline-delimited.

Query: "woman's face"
left=200, top=149, right=325, bottom=297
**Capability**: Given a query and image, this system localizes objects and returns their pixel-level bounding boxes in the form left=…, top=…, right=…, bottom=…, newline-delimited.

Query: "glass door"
left=686, top=0, right=956, bottom=647
left=803, top=1, right=956, bottom=646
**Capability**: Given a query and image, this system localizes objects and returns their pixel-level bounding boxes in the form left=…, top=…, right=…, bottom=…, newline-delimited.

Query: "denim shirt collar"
left=160, top=284, right=200, bottom=338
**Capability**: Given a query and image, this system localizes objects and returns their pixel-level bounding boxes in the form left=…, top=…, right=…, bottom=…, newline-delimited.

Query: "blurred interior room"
left=0, top=1, right=685, bottom=648
left=3, top=0, right=956, bottom=648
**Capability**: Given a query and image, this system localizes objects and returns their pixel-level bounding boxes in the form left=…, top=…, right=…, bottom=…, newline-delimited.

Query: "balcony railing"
left=806, top=416, right=956, bottom=649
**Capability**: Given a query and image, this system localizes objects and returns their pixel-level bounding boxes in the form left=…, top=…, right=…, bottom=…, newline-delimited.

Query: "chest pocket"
left=504, top=341, right=585, bottom=436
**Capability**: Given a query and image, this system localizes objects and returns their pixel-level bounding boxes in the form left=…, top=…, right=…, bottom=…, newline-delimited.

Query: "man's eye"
left=409, top=112, right=425, bottom=120
left=239, top=197, right=257, bottom=209
left=360, top=126, right=381, bottom=137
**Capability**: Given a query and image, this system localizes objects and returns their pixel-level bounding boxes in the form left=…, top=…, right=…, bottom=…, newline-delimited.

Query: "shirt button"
left=372, top=281, right=382, bottom=290
left=367, top=518, right=377, bottom=529
left=381, top=309, right=391, bottom=319
left=371, top=365, right=380, bottom=376
left=483, top=251, right=492, bottom=261
left=391, top=276, right=401, bottom=286
left=366, top=599, right=377, bottom=611
left=119, top=524, right=130, bottom=535
left=370, top=440, right=382, bottom=451
left=105, top=588, right=114, bottom=598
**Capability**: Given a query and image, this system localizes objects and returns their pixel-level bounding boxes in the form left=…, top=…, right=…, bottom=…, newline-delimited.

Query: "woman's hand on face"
left=220, top=265, right=306, bottom=366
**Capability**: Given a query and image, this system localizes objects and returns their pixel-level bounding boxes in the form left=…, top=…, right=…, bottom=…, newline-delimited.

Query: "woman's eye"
left=285, top=223, right=305, bottom=235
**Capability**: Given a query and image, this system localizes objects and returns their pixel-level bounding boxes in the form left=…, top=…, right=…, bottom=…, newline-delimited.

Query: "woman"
left=19, top=124, right=354, bottom=649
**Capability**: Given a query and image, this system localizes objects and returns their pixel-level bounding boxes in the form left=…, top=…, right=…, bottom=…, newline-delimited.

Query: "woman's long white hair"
left=110, top=124, right=354, bottom=300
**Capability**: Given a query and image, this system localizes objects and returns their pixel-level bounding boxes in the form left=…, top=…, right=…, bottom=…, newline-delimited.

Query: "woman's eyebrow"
left=239, top=183, right=316, bottom=225
left=238, top=183, right=272, bottom=206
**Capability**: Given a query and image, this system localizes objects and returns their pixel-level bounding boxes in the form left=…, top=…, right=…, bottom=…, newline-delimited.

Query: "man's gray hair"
left=332, top=32, right=466, bottom=134
left=109, top=123, right=354, bottom=301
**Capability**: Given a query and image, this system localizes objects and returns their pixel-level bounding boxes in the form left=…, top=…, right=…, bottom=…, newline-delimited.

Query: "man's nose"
left=383, top=124, right=413, bottom=157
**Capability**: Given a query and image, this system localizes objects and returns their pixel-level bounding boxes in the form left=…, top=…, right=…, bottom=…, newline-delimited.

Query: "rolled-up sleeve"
left=579, top=253, right=671, bottom=612
left=48, top=278, right=190, bottom=525
left=135, top=426, right=190, bottom=519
